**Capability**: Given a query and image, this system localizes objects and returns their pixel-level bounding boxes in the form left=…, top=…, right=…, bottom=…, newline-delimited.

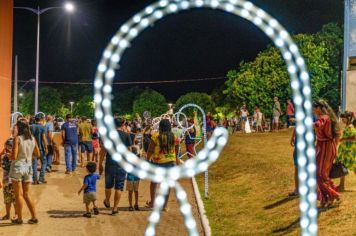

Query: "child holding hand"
left=78, top=162, right=100, bottom=218
left=0, top=138, right=17, bottom=220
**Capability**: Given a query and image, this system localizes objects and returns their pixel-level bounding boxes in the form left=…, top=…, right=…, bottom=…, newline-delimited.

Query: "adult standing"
left=30, top=114, right=48, bottom=184
left=313, top=100, right=340, bottom=208
left=10, top=119, right=40, bottom=224
left=286, top=99, right=295, bottom=128
left=61, top=114, right=79, bottom=174
left=272, top=97, right=282, bottom=132
left=240, top=105, right=249, bottom=133
left=206, top=112, right=214, bottom=138
left=45, top=115, right=54, bottom=172
left=78, top=117, right=93, bottom=165
left=99, top=118, right=132, bottom=215
left=146, top=119, right=179, bottom=210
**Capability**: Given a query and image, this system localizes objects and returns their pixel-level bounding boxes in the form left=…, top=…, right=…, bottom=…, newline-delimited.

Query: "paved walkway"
left=0, top=157, right=204, bottom=236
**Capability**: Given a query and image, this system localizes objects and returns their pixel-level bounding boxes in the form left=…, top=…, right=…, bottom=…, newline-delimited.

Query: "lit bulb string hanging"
left=94, top=0, right=316, bottom=236
left=16, top=76, right=227, bottom=85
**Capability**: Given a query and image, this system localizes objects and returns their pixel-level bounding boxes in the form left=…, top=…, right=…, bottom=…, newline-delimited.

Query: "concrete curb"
left=191, top=177, right=212, bottom=236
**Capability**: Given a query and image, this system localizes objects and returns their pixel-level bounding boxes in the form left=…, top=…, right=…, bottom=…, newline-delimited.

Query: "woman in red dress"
left=313, top=100, right=340, bottom=208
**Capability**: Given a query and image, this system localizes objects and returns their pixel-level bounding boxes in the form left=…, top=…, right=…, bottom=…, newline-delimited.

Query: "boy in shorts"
left=127, top=146, right=140, bottom=211
left=78, top=162, right=100, bottom=218
left=0, top=138, right=16, bottom=220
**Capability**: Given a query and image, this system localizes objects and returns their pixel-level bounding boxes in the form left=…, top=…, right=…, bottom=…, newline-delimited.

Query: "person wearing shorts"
left=146, top=119, right=179, bottom=210
left=126, top=146, right=140, bottom=211
left=78, top=162, right=100, bottom=218
left=9, top=119, right=40, bottom=224
left=99, top=118, right=132, bottom=216
left=78, top=117, right=93, bottom=165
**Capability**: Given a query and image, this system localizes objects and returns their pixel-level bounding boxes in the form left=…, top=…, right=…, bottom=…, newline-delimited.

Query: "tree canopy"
left=175, top=92, right=216, bottom=116
left=133, top=89, right=167, bottom=117
left=223, top=23, right=342, bottom=116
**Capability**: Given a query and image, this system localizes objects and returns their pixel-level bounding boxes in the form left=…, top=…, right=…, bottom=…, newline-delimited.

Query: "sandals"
left=1, top=215, right=10, bottom=220
left=83, top=212, right=91, bottom=218
left=28, top=218, right=39, bottom=224
left=93, top=207, right=99, bottom=215
left=145, top=201, right=153, bottom=209
left=111, top=210, right=119, bottom=216
left=129, top=207, right=134, bottom=211
left=103, top=200, right=110, bottom=209
left=11, top=218, right=23, bottom=225
left=134, top=205, right=140, bottom=211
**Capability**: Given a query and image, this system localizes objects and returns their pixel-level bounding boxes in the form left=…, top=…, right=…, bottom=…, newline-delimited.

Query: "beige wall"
left=0, top=0, right=13, bottom=149
left=346, top=70, right=356, bottom=112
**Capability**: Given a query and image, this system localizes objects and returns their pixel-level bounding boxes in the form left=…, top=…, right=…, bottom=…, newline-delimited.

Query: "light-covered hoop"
left=94, top=0, right=316, bottom=235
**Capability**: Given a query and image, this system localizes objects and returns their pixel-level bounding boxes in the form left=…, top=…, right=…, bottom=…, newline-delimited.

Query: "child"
left=185, top=119, right=196, bottom=159
left=336, top=111, right=356, bottom=191
left=78, top=162, right=100, bottom=218
left=91, top=120, right=100, bottom=162
left=127, top=146, right=140, bottom=211
left=0, top=138, right=16, bottom=220
left=288, top=126, right=299, bottom=197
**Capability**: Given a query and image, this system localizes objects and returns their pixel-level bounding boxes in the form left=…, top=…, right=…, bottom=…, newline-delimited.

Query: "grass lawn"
left=196, top=129, right=356, bottom=236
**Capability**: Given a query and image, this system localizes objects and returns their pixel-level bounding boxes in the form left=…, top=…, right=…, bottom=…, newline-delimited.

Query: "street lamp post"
left=17, top=78, right=35, bottom=110
left=70, top=101, right=74, bottom=114
left=14, top=2, right=75, bottom=114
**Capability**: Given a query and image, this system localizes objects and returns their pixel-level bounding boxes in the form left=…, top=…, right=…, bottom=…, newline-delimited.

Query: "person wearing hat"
left=30, top=113, right=48, bottom=184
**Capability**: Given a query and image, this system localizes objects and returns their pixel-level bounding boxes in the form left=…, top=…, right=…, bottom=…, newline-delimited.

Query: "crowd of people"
left=0, top=111, right=201, bottom=223
left=213, top=96, right=295, bottom=134
left=1, top=97, right=354, bottom=225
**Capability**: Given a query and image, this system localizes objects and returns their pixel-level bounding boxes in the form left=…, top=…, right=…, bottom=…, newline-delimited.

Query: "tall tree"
left=73, top=95, right=95, bottom=118
left=224, top=23, right=342, bottom=116
left=112, top=87, right=143, bottom=115
left=133, top=89, right=167, bottom=117
left=175, top=92, right=216, bottom=116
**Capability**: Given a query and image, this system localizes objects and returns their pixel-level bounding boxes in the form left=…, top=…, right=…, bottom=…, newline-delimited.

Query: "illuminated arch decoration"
left=176, top=104, right=209, bottom=198
left=10, top=112, right=23, bottom=127
left=94, top=0, right=317, bottom=235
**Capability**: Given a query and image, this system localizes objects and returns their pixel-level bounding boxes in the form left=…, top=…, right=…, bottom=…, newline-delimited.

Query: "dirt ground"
left=0, top=154, right=204, bottom=236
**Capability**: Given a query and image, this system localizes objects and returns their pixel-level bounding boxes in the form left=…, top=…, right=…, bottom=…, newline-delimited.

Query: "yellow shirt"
left=150, top=132, right=176, bottom=164
left=78, top=122, right=92, bottom=142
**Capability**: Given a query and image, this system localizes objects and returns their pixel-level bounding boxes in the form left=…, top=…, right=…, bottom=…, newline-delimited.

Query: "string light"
left=94, top=1, right=316, bottom=235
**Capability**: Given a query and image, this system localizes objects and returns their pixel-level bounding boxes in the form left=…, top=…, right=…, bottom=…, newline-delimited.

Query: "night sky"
left=13, top=0, right=343, bottom=101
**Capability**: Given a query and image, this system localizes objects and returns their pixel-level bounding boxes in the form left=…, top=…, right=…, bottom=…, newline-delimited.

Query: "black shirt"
left=105, top=130, right=132, bottom=167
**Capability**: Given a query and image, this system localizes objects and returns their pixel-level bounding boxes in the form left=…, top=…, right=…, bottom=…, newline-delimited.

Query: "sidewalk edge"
left=191, top=177, right=212, bottom=236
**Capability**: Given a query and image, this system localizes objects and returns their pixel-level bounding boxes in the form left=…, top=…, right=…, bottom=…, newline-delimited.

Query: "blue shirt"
left=31, top=123, right=46, bottom=152
left=61, top=121, right=78, bottom=145
left=84, top=173, right=100, bottom=193
left=45, top=122, right=54, bottom=144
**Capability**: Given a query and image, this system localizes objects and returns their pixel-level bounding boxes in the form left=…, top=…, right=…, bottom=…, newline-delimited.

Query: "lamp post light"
left=69, top=101, right=75, bottom=114
left=14, top=2, right=75, bottom=114
left=16, top=78, right=35, bottom=112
